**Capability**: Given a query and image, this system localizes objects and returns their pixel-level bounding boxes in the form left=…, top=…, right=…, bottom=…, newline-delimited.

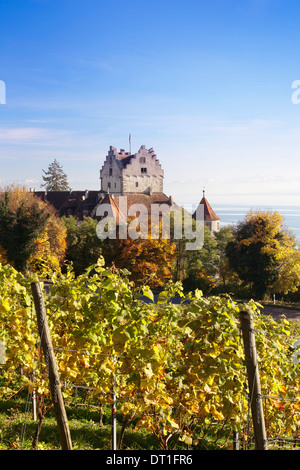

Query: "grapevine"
left=0, top=259, right=300, bottom=449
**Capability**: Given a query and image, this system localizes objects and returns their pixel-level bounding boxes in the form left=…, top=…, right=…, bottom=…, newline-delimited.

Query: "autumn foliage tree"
left=226, top=210, right=300, bottom=298
left=0, top=186, right=66, bottom=275
left=29, top=207, right=67, bottom=277
left=105, top=237, right=177, bottom=288
left=102, top=217, right=177, bottom=288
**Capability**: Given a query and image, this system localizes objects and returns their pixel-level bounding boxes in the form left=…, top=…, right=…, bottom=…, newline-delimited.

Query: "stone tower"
left=100, top=145, right=164, bottom=195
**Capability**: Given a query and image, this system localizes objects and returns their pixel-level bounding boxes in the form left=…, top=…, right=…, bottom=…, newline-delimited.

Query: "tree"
left=183, top=226, right=218, bottom=293
left=0, top=188, right=50, bottom=271
left=225, top=210, right=300, bottom=298
left=0, top=186, right=66, bottom=274
left=41, top=159, right=70, bottom=191
left=267, top=227, right=300, bottom=296
left=62, top=216, right=103, bottom=276
left=214, top=225, right=240, bottom=290
left=102, top=219, right=177, bottom=288
left=181, top=225, right=237, bottom=294
left=29, top=208, right=67, bottom=277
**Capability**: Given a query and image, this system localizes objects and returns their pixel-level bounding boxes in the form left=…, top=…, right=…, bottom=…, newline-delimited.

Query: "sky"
left=1, top=0, right=300, bottom=208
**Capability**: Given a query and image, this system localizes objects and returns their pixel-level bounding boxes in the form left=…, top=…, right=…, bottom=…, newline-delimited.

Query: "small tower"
left=193, top=190, right=220, bottom=234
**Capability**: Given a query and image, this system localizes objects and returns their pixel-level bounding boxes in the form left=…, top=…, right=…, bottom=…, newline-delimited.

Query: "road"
left=259, top=303, right=300, bottom=321
left=141, top=295, right=300, bottom=321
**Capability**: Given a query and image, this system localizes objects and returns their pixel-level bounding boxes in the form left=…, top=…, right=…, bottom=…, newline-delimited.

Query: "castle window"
left=141, top=167, right=147, bottom=174
left=139, top=157, right=146, bottom=163
left=109, top=168, right=112, bottom=176
left=136, top=182, right=139, bottom=187
left=108, top=182, right=111, bottom=189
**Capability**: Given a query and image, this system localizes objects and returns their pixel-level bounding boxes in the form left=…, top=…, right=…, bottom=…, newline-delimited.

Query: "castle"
left=34, top=144, right=220, bottom=234
left=100, top=145, right=164, bottom=195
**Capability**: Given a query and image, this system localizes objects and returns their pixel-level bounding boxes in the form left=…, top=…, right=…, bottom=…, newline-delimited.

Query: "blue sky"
left=1, top=0, right=300, bottom=207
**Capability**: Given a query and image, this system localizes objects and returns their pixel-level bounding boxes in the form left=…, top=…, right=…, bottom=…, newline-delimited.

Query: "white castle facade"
left=100, top=145, right=164, bottom=195
left=33, top=143, right=220, bottom=234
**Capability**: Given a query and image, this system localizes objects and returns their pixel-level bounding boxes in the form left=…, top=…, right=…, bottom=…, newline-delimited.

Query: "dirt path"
left=259, top=303, right=300, bottom=321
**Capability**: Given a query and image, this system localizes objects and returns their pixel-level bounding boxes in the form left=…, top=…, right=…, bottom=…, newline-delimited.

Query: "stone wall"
left=122, top=146, right=163, bottom=194
left=100, top=145, right=164, bottom=195
left=100, top=146, right=124, bottom=195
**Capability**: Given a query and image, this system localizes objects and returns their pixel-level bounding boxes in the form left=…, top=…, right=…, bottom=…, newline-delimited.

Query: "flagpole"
left=129, top=133, right=131, bottom=155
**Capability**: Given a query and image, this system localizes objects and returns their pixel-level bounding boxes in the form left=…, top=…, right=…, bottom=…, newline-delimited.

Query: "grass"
left=0, top=390, right=229, bottom=451
left=0, top=396, right=128, bottom=450
left=0, top=393, right=177, bottom=450
left=2, top=315, right=300, bottom=451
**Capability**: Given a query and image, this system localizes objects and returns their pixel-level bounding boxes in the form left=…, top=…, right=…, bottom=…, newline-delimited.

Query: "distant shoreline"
left=214, top=204, right=300, bottom=240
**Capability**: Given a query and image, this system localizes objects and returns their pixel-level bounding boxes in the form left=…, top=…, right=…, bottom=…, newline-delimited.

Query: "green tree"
left=214, top=225, right=240, bottom=290
left=41, top=159, right=70, bottom=191
left=182, top=226, right=236, bottom=294
left=62, top=216, right=102, bottom=275
left=183, top=226, right=218, bottom=293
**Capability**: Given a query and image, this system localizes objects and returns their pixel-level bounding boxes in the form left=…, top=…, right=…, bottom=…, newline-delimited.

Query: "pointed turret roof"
left=193, top=191, right=220, bottom=221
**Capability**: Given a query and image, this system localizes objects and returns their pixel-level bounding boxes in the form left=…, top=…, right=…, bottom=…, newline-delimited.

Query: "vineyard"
left=1, top=258, right=300, bottom=450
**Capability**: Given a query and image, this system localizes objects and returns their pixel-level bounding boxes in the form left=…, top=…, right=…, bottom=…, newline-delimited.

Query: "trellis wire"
left=242, top=317, right=300, bottom=450
left=16, top=300, right=300, bottom=450
left=54, top=318, right=300, bottom=450
left=20, top=299, right=46, bottom=449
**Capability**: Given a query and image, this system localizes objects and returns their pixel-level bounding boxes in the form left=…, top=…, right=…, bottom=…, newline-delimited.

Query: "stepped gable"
left=100, top=145, right=164, bottom=195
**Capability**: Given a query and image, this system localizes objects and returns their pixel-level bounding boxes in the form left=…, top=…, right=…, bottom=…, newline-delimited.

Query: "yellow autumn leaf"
left=1, top=298, right=10, bottom=312
left=181, top=434, right=193, bottom=446
left=167, top=417, right=179, bottom=429
left=212, top=407, right=225, bottom=420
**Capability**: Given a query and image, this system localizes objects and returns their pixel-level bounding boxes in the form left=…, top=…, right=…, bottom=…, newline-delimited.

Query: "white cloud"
left=0, top=127, right=75, bottom=144
left=0, top=127, right=49, bottom=141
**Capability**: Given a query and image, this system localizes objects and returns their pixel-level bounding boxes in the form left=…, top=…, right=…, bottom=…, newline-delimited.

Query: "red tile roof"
left=92, top=192, right=174, bottom=220
left=194, top=197, right=220, bottom=221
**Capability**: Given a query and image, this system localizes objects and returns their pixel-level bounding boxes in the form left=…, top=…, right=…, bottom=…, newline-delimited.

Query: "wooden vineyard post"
left=31, top=281, right=73, bottom=450
left=232, top=430, right=239, bottom=450
left=112, top=356, right=117, bottom=450
left=239, top=308, right=267, bottom=450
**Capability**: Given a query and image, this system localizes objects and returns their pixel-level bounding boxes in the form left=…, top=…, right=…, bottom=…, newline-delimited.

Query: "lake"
left=214, top=205, right=300, bottom=241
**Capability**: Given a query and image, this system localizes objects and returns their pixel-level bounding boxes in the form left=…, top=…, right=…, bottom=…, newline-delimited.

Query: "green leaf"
left=142, top=286, right=154, bottom=302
